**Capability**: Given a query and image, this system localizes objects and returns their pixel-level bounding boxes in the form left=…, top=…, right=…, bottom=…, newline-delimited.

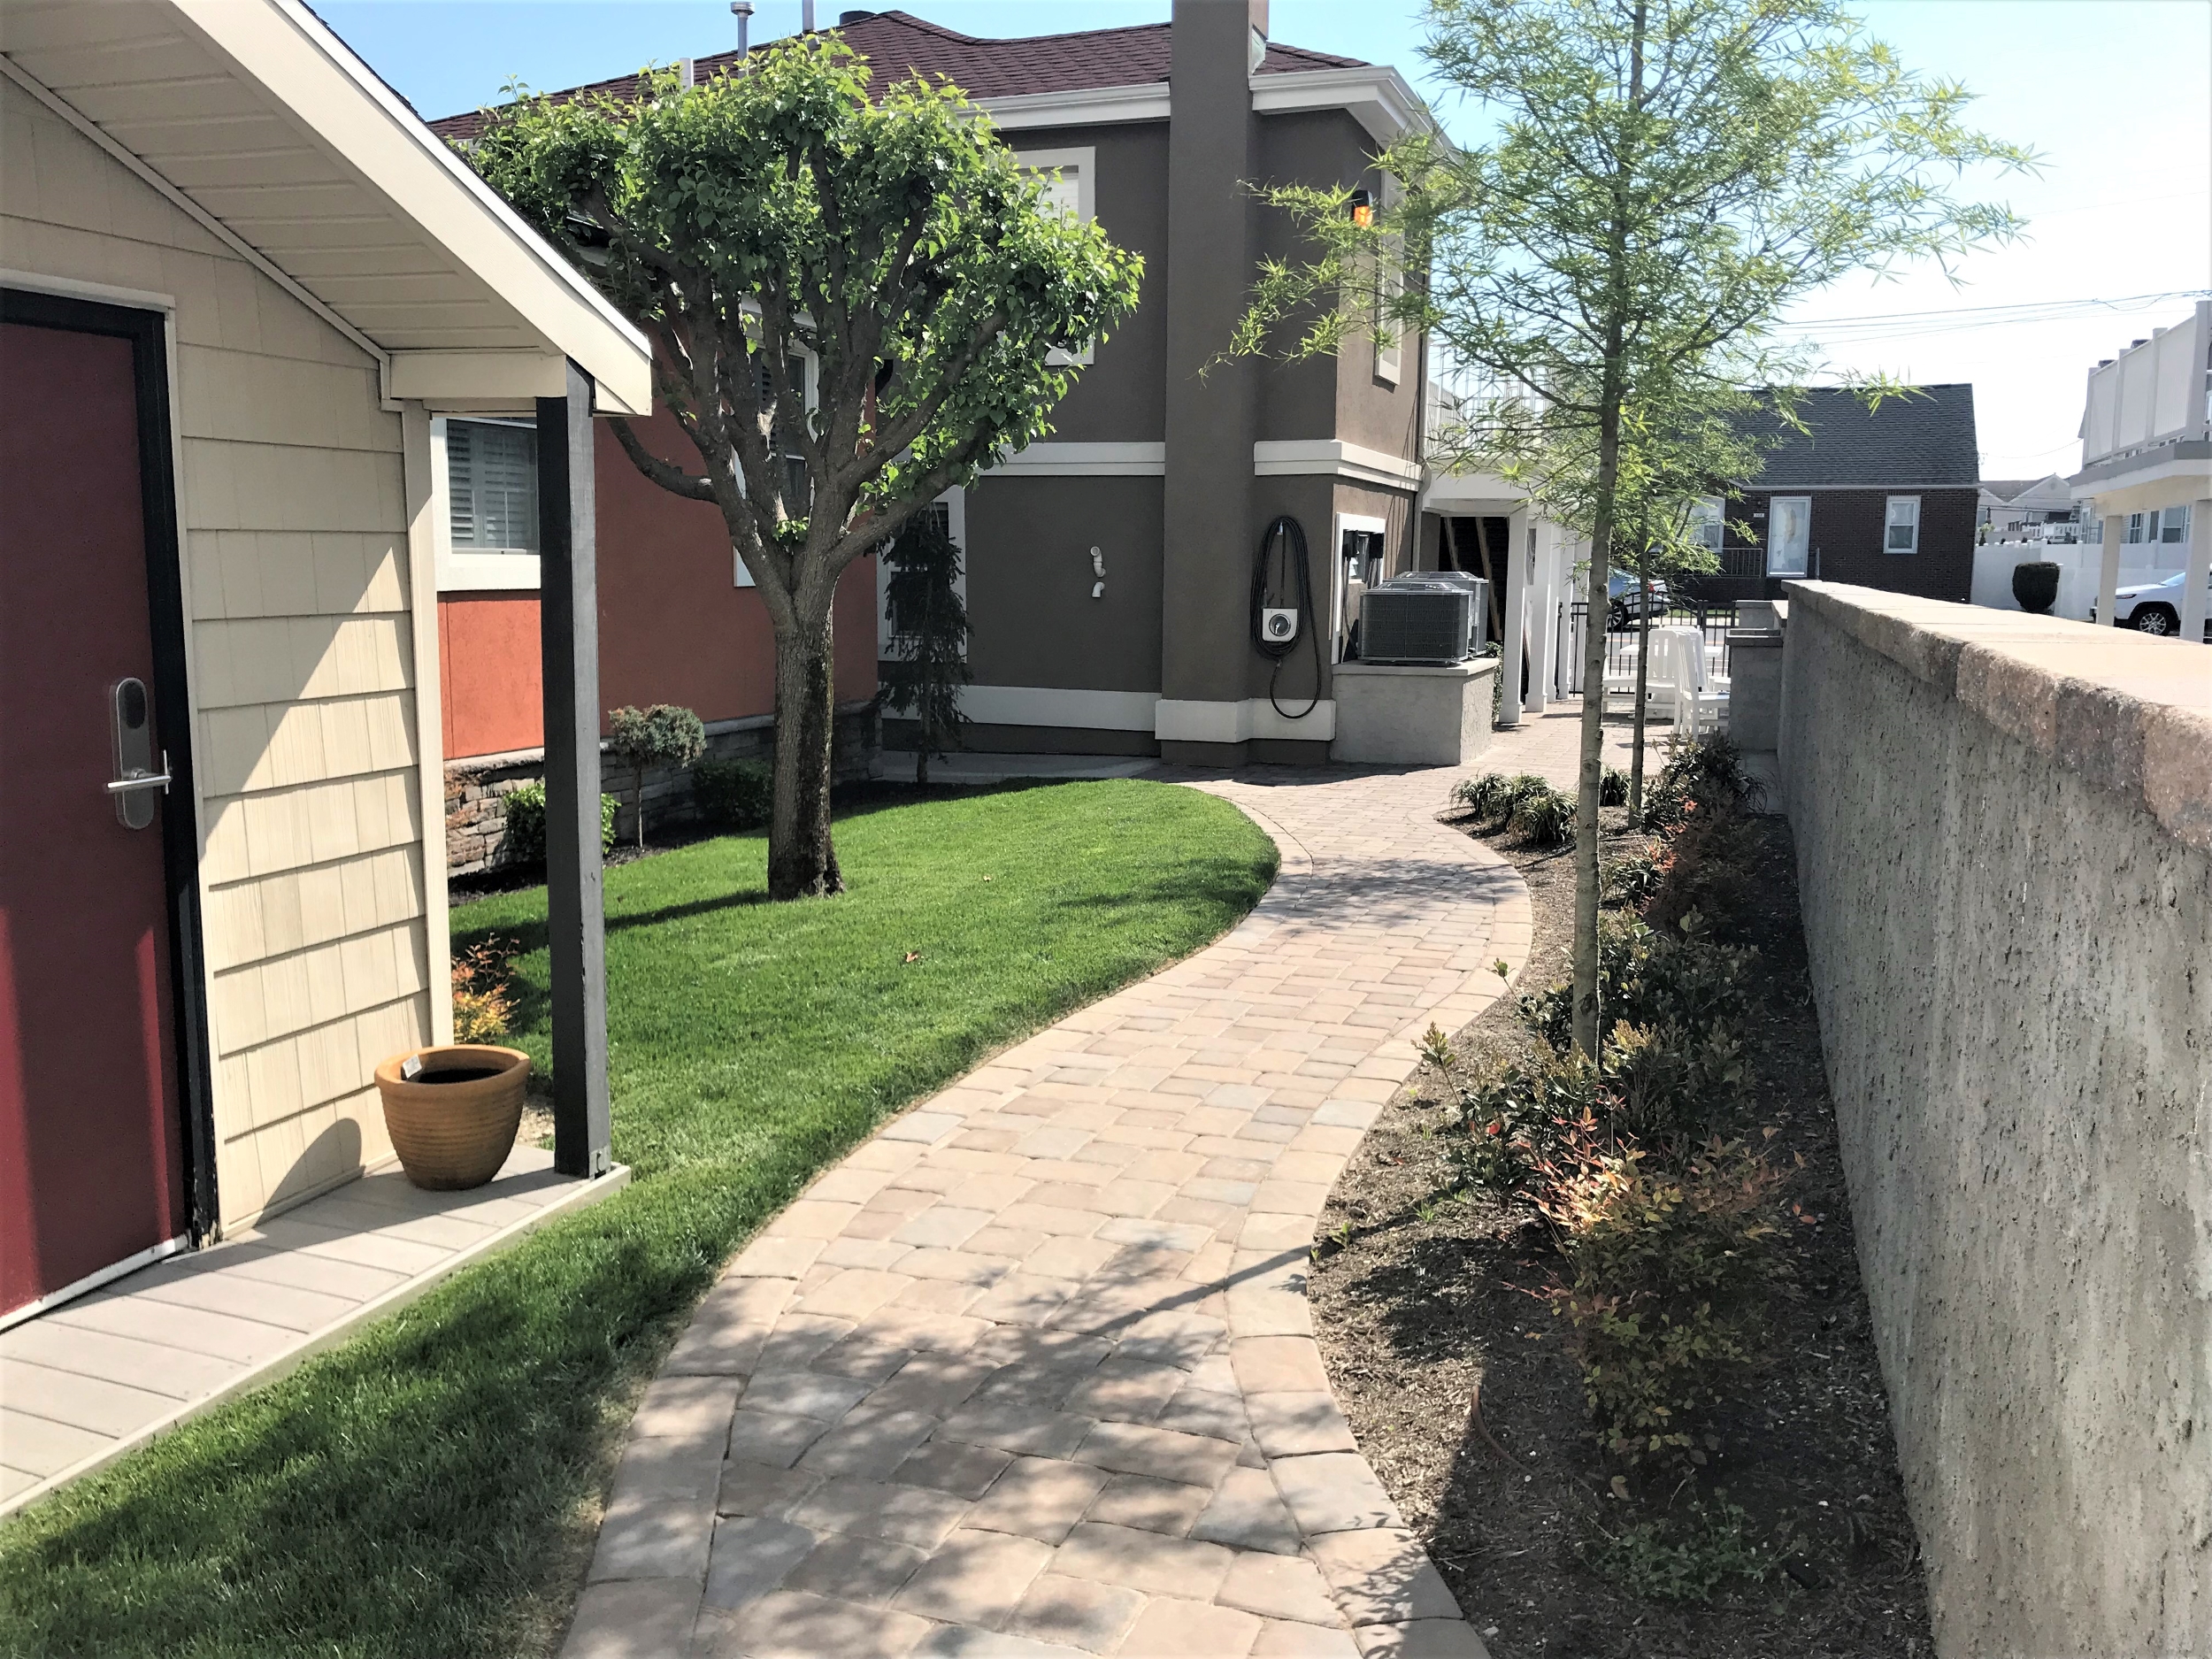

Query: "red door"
left=0, top=314, right=189, bottom=1319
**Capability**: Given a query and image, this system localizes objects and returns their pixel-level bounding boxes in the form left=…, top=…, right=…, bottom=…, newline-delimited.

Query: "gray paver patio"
left=564, top=764, right=1530, bottom=1658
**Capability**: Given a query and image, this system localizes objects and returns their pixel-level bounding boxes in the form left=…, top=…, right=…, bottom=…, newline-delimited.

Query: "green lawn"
left=0, top=780, right=1275, bottom=1659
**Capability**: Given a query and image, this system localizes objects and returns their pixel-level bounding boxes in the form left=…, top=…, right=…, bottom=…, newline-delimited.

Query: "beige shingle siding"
left=2, top=83, right=438, bottom=1229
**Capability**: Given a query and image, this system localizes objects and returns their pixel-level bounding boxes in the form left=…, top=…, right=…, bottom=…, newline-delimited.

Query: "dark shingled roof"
left=1978, top=478, right=2041, bottom=502
left=1741, top=384, right=1980, bottom=489
left=429, top=9, right=1366, bottom=142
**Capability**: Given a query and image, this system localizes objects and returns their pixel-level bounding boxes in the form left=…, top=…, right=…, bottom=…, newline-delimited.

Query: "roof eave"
left=171, top=0, right=652, bottom=414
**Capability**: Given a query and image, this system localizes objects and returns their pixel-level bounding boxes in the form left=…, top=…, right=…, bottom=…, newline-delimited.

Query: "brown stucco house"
left=1, top=0, right=643, bottom=1334
left=431, top=4, right=1441, bottom=770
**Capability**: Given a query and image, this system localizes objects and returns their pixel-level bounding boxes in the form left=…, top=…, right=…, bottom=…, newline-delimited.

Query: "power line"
left=1789, top=288, right=2209, bottom=329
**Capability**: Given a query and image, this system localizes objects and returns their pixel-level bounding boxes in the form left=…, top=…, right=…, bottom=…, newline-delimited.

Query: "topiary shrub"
left=501, top=781, right=618, bottom=866
left=2011, top=560, right=2060, bottom=615
left=608, top=703, right=707, bottom=848
left=694, top=757, right=773, bottom=832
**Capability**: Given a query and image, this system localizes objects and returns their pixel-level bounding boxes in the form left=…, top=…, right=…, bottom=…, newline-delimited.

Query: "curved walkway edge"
left=563, top=764, right=1532, bottom=1659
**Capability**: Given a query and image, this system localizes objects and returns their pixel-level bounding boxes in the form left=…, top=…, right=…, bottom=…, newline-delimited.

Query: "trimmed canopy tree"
left=471, top=38, right=1141, bottom=897
left=1231, top=0, right=2028, bottom=1053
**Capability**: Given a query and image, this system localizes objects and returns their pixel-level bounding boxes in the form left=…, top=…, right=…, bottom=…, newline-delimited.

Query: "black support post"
left=537, top=361, right=612, bottom=1178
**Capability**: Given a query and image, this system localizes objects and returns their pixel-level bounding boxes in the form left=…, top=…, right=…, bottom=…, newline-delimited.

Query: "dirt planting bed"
left=1309, top=808, right=1935, bottom=1658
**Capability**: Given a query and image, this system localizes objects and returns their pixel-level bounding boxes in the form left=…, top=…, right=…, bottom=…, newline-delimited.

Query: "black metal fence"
left=1560, top=602, right=1739, bottom=695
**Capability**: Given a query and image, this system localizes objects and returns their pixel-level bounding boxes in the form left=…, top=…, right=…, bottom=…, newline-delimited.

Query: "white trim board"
left=973, top=65, right=1435, bottom=146
left=1156, top=698, right=1338, bottom=744
left=959, top=686, right=1160, bottom=733
left=1255, top=440, right=1422, bottom=490
left=988, top=442, right=1167, bottom=478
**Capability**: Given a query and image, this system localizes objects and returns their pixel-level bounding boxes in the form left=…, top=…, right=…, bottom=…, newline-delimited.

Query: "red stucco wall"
left=438, top=410, right=879, bottom=761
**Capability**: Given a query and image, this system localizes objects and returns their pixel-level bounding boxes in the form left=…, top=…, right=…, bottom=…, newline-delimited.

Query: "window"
left=731, top=350, right=816, bottom=589
left=1688, top=496, right=1724, bottom=556
left=876, top=489, right=965, bottom=657
left=1767, top=495, right=1811, bottom=576
left=1015, top=148, right=1096, bottom=365
left=2126, top=511, right=2147, bottom=544
left=1373, top=178, right=1403, bottom=386
left=2152, top=504, right=2191, bottom=544
left=1885, top=495, right=1921, bottom=554
left=446, top=420, right=538, bottom=554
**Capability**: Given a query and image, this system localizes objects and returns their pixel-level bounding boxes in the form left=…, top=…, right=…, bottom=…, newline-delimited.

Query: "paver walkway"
left=565, top=765, right=1532, bottom=1659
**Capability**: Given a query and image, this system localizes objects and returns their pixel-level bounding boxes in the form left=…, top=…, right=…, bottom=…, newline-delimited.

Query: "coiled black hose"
left=1250, top=513, right=1322, bottom=720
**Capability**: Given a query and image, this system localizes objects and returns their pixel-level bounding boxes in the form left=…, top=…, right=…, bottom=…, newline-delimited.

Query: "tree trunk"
left=767, top=596, right=843, bottom=899
left=1630, top=570, right=1652, bottom=819
left=1571, top=388, right=1625, bottom=1058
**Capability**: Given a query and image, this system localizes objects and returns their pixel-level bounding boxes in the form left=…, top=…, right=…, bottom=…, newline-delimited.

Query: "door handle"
left=110, top=679, right=165, bottom=829
left=106, top=762, right=173, bottom=795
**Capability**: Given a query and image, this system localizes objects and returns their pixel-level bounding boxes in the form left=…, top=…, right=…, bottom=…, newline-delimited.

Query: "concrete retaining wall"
left=1778, top=582, right=2211, bottom=1657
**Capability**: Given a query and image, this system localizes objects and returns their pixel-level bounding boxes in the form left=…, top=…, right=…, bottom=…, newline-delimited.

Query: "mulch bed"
left=1309, top=808, right=1935, bottom=1658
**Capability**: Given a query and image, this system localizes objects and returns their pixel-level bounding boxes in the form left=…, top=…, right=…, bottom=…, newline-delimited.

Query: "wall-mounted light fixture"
left=1348, top=189, right=1374, bottom=227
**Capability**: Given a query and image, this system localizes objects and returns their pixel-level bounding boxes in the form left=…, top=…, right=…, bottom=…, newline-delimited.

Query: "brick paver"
left=563, top=765, right=1528, bottom=1658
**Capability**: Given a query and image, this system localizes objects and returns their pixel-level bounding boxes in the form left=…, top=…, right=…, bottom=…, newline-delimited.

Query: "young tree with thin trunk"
left=1231, top=0, right=2028, bottom=1053
left=470, top=39, right=1141, bottom=898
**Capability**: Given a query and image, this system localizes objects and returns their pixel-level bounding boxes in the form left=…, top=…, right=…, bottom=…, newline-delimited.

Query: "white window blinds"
left=446, top=420, right=539, bottom=554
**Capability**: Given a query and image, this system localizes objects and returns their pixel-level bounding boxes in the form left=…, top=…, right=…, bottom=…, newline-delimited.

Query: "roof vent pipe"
left=803, top=0, right=817, bottom=31
left=732, top=1, right=753, bottom=62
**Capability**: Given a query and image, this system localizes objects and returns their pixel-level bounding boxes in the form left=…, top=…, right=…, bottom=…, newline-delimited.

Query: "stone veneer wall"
left=1777, top=581, right=2210, bottom=1658
left=445, top=700, right=880, bottom=875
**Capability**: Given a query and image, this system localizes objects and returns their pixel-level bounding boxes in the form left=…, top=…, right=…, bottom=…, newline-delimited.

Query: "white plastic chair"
left=1667, top=625, right=1728, bottom=737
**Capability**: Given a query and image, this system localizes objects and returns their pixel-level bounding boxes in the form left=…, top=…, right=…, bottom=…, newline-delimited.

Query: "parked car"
left=2089, top=569, right=2211, bottom=636
left=1607, top=570, right=1672, bottom=628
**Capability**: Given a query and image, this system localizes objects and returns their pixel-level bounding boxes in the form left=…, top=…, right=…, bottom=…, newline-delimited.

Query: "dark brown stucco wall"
left=1160, top=0, right=1268, bottom=708
left=1012, top=121, right=1171, bottom=444
left=964, top=474, right=1164, bottom=694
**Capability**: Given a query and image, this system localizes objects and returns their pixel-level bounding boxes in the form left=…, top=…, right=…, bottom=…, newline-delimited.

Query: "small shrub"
left=608, top=703, right=707, bottom=848
left=1641, top=733, right=1763, bottom=831
left=1449, top=1048, right=1609, bottom=1198
left=1601, top=841, right=1665, bottom=910
left=1537, top=1125, right=1793, bottom=1468
left=451, top=937, right=517, bottom=1043
left=1643, top=799, right=1761, bottom=937
left=1585, top=1495, right=1783, bottom=1601
left=501, top=781, right=618, bottom=866
left=694, top=757, right=773, bottom=832
left=1452, top=772, right=1518, bottom=824
left=2011, top=559, right=2060, bottom=616
left=1601, top=765, right=1630, bottom=807
left=1521, top=916, right=1755, bottom=1056
left=1509, top=781, right=1576, bottom=848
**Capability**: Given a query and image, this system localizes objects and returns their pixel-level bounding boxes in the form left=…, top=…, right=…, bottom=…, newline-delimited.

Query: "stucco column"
left=1499, top=505, right=1530, bottom=726
left=1156, top=0, right=1264, bottom=759
left=2097, top=511, right=2124, bottom=626
left=1525, top=519, right=1553, bottom=712
left=2184, top=499, right=2211, bottom=644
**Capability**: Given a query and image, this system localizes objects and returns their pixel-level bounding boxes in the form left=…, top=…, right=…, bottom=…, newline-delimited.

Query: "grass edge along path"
left=0, top=780, right=1277, bottom=1659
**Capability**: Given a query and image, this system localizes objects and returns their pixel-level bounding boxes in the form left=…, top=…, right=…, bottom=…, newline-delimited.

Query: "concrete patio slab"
left=0, top=1147, right=628, bottom=1516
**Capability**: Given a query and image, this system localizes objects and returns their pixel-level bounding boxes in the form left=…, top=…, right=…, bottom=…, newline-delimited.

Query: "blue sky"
left=324, top=0, right=2211, bottom=477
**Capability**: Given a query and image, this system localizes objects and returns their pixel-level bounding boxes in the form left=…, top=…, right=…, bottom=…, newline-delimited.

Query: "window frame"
left=1687, top=495, right=1724, bottom=557
left=1766, top=495, right=1812, bottom=577
left=877, top=488, right=966, bottom=658
left=1885, top=495, right=1921, bottom=556
left=734, top=344, right=818, bottom=589
left=1013, top=147, right=1097, bottom=367
left=433, top=414, right=542, bottom=592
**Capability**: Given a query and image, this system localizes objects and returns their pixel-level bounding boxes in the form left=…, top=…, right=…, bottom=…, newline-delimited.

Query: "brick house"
left=1687, top=383, right=1983, bottom=604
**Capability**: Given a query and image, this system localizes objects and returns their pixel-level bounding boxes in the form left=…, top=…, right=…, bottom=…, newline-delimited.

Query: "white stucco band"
left=1155, top=697, right=1338, bottom=744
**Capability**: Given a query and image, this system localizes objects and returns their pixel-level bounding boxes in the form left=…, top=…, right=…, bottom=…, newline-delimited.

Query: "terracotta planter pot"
left=373, top=1044, right=531, bottom=1191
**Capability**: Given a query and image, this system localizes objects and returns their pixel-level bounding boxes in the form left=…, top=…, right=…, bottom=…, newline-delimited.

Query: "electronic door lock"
left=109, top=678, right=167, bottom=829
